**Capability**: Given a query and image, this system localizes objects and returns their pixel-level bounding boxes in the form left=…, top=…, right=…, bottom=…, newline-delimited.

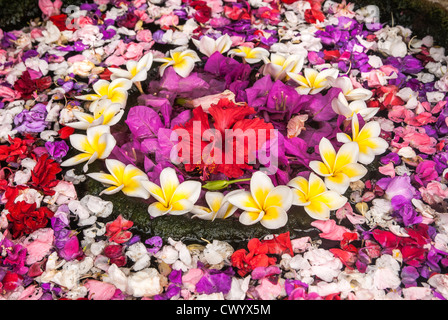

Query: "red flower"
left=261, top=232, right=293, bottom=256
left=7, top=201, right=54, bottom=239
left=0, top=135, right=35, bottom=163
left=230, top=235, right=290, bottom=277
left=58, top=126, right=75, bottom=140
left=193, top=3, right=212, bottom=24
left=30, top=153, right=62, bottom=195
left=49, top=14, right=72, bottom=31
left=2, top=272, right=22, bottom=292
left=99, top=68, right=114, bottom=81
left=104, top=244, right=127, bottom=267
left=304, top=8, right=325, bottom=24
left=13, top=71, right=52, bottom=100
left=105, top=215, right=134, bottom=244
left=173, top=99, right=274, bottom=178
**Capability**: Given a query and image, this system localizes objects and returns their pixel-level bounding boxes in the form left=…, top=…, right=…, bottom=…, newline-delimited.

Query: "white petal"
left=250, top=171, right=275, bottom=208
left=159, top=167, right=180, bottom=201
left=171, top=180, right=202, bottom=205
left=239, top=210, right=264, bottom=225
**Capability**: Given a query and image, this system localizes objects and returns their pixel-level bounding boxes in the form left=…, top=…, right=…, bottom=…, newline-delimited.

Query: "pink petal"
left=84, top=280, right=117, bottom=300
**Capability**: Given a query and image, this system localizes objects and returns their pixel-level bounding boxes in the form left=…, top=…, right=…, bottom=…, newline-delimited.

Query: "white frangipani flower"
left=66, top=98, right=124, bottom=130
left=331, top=92, right=379, bottom=121
left=192, top=34, right=233, bottom=57
left=154, top=48, right=201, bottom=78
left=288, top=68, right=339, bottom=95
left=142, top=167, right=202, bottom=217
left=61, top=125, right=116, bottom=172
left=191, top=190, right=243, bottom=221
left=227, top=171, right=293, bottom=229
left=87, top=159, right=150, bottom=199
left=329, top=76, right=373, bottom=101
left=261, top=52, right=305, bottom=81
left=109, top=52, right=153, bottom=81
left=228, top=46, right=270, bottom=64
left=76, top=78, right=132, bottom=108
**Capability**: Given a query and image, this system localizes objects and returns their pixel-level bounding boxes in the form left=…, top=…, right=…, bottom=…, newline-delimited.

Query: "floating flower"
left=192, top=34, right=233, bottom=57
left=109, top=52, right=153, bottom=93
left=154, top=49, right=201, bottom=78
left=191, top=190, right=243, bottom=221
left=288, top=173, right=347, bottom=220
left=87, top=159, right=150, bottom=199
left=66, top=99, right=124, bottom=130
left=61, top=125, right=116, bottom=172
left=309, top=138, right=367, bottom=194
left=261, top=53, right=305, bottom=81
left=142, top=167, right=201, bottom=217
left=228, top=46, right=270, bottom=64
left=227, top=171, right=293, bottom=229
left=337, top=115, right=389, bottom=165
left=329, top=76, right=373, bottom=101
left=331, top=92, right=379, bottom=120
left=287, top=67, right=339, bottom=95
left=76, top=78, right=132, bottom=108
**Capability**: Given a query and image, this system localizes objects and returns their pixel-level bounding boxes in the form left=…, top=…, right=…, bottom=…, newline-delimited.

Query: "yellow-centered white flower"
left=287, top=68, right=339, bottom=95
left=154, top=49, right=201, bottom=78
left=337, top=114, right=389, bottom=165
left=309, top=138, right=367, bottom=194
left=142, top=167, right=202, bottom=217
left=87, top=159, right=150, bottom=199
left=288, top=173, right=347, bottom=220
left=61, top=125, right=116, bottom=172
left=228, top=46, right=269, bottom=64
left=261, top=53, right=305, bottom=81
left=76, top=78, right=132, bottom=108
left=109, top=52, right=154, bottom=82
left=227, top=171, right=293, bottom=229
left=329, top=76, right=373, bottom=101
left=191, top=190, right=242, bottom=221
left=192, top=34, right=233, bottom=57
left=331, top=92, right=379, bottom=120
left=66, top=99, right=124, bottom=130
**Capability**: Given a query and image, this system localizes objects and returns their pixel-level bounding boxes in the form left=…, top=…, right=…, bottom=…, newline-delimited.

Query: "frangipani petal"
left=325, top=173, right=350, bottom=194
left=86, top=172, right=118, bottom=186
left=205, top=192, right=225, bottom=213
left=261, top=206, right=288, bottom=229
left=239, top=210, right=264, bottom=225
left=309, top=160, right=332, bottom=176
left=287, top=176, right=309, bottom=194
left=319, top=137, right=336, bottom=170
left=159, top=167, right=180, bottom=202
left=108, top=78, right=133, bottom=92
left=141, top=180, right=165, bottom=204
left=250, top=171, right=274, bottom=209
left=311, top=191, right=347, bottom=211
left=173, top=56, right=196, bottom=78
left=308, top=173, right=327, bottom=198
left=60, top=153, right=92, bottom=167
left=264, top=186, right=293, bottom=211
left=170, top=199, right=194, bottom=215
left=227, top=191, right=260, bottom=212
left=100, top=184, right=125, bottom=196
left=334, top=142, right=359, bottom=171
left=170, top=180, right=201, bottom=205
left=148, top=201, right=171, bottom=217
left=93, top=80, right=110, bottom=96
left=105, top=159, right=126, bottom=182
left=339, top=163, right=368, bottom=181
left=305, top=200, right=331, bottom=220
